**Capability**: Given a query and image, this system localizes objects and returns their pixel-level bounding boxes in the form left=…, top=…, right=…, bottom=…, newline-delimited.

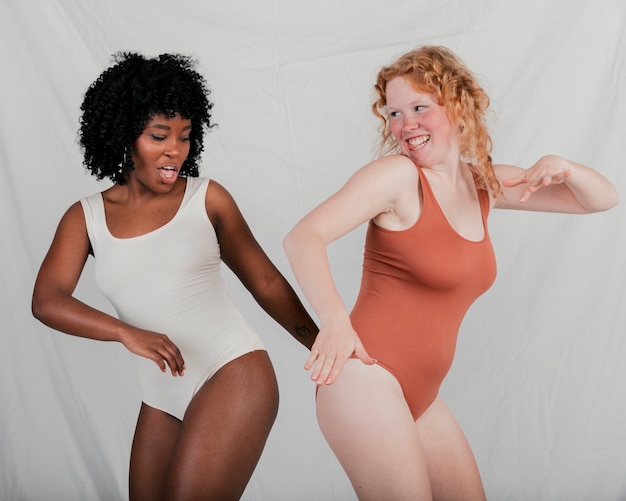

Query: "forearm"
left=283, top=227, right=375, bottom=382
left=252, top=274, right=319, bottom=350
left=33, top=286, right=186, bottom=375
left=32, top=288, right=128, bottom=343
left=283, top=228, right=351, bottom=329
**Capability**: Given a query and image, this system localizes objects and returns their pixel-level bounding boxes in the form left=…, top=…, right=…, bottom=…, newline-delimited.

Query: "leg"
left=415, top=396, right=486, bottom=501
left=129, top=403, right=181, bottom=501
left=163, top=350, right=279, bottom=500
left=316, top=360, right=433, bottom=501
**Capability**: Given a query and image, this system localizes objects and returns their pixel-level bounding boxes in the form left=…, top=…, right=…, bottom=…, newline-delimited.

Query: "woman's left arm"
left=206, top=180, right=318, bottom=349
left=495, top=155, right=619, bottom=213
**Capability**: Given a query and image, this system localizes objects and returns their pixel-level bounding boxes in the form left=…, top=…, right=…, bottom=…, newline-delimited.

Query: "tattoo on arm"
left=295, top=324, right=312, bottom=339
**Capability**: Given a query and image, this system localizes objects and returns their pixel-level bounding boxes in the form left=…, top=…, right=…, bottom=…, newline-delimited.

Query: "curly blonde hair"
left=372, top=45, right=501, bottom=198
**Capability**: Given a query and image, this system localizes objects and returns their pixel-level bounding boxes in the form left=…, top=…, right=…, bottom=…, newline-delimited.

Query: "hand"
left=304, top=317, right=376, bottom=385
left=120, top=327, right=186, bottom=376
left=501, top=155, right=571, bottom=203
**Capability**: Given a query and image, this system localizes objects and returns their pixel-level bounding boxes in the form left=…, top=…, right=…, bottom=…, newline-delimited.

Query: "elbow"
left=598, top=172, right=620, bottom=211
left=283, top=223, right=326, bottom=265
left=31, top=287, right=55, bottom=325
left=283, top=224, right=317, bottom=262
left=31, top=292, right=47, bottom=324
left=282, top=227, right=300, bottom=261
left=591, top=188, right=619, bottom=213
left=577, top=183, right=620, bottom=214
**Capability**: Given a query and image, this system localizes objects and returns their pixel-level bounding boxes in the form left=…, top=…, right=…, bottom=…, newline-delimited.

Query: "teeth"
left=407, top=135, right=429, bottom=147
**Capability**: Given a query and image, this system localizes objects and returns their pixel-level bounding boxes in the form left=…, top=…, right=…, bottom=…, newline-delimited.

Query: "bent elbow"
left=601, top=182, right=620, bottom=211
left=578, top=185, right=620, bottom=214
left=31, top=287, right=56, bottom=326
left=31, top=293, right=48, bottom=324
left=282, top=227, right=300, bottom=259
left=591, top=189, right=620, bottom=213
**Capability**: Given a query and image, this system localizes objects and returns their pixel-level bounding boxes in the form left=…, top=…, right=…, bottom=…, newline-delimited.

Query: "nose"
left=402, top=114, right=419, bottom=131
left=164, top=138, right=182, bottom=158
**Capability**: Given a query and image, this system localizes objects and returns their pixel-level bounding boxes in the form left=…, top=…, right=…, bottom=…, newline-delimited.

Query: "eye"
left=181, top=136, right=191, bottom=142
left=388, top=111, right=401, bottom=120
left=150, top=134, right=166, bottom=141
left=414, top=105, right=426, bottom=112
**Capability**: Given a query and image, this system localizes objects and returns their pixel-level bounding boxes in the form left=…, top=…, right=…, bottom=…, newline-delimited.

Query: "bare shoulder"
left=205, top=179, right=245, bottom=227
left=206, top=179, right=236, bottom=207
left=360, top=154, right=417, bottom=177
left=52, top=201, right=91, bottom=255
left=59, top=200, right=88, bottom=231
left=43, top=200, right=91, bottom=267
left=365, top=156, right=422, bottom=228
left=349, top=154, right=418, bottom=192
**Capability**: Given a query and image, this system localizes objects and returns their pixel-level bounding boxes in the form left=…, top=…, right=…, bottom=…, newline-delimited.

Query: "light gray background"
left=1, top=0, right=625, bottom=499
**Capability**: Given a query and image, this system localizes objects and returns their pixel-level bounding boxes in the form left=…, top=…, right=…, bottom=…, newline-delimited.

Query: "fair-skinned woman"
left=283, top=46, right=618, bottom=500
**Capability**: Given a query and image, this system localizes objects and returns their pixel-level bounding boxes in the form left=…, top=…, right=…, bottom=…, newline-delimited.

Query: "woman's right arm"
left=32, top=202, right=185, bottom=376
left=283, top=155, right=417, bottom=385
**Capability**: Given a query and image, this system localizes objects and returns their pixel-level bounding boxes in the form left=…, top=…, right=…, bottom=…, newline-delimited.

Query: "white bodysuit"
left=80, top=177, right=265, bottom=420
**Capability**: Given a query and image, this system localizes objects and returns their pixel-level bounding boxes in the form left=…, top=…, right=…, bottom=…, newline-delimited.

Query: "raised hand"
left=501, top=155, right=571, bottom=203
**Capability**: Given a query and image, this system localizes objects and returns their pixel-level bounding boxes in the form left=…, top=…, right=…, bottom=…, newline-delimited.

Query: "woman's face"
left=386, top=76, right=460, bottom=168
left=129, top=113, right=192, bottom=191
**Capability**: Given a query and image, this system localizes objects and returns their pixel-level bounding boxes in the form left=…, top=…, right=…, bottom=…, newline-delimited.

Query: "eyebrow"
left=147, top=123, right=193, bottom=131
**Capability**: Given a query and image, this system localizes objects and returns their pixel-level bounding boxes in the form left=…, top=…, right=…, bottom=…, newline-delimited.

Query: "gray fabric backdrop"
left=2, top=0, right=625, bottom=499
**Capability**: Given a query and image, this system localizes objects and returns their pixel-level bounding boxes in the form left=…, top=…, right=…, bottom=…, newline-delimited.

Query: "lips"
left=158, top=166, right=179, bottom=184
left=406, top=134, right=430, bottom=151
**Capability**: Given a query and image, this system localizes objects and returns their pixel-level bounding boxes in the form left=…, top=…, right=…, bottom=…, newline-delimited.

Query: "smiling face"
left=385, top=76, right=460, bottom=168
left=129, top=113, right=192, bottom=191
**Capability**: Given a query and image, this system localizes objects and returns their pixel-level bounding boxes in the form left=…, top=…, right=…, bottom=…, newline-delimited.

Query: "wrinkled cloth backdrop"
left=1, top=0, right=625, bottom=499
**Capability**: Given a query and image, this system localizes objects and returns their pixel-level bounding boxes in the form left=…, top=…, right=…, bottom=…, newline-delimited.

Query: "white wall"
left=1, top=0, right=625, bottom=499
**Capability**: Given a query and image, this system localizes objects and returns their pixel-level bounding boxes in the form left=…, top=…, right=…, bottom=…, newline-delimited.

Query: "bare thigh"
left=414, top=397, right=486, bottom=501
left=164, top=350, right=278, bottom=500
left=130, top=350, right=279, bottom=501
left=316, top=360, right=432, bottom=501
left=129, top=403, right=181, bottom=501
left=317, top=360, right=485, bottom=501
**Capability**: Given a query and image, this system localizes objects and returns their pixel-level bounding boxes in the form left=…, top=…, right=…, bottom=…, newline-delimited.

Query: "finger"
left=172, top=347, right=186, bottom=375
left=552, top=169, right=571, bottom=184
left=522, top=178, right=549, bottom=202
left=150, top=354, right=168, bottom=373
left=309, top=353, right=327, bottom=382
left=163, top=353, right=179, bottom=376
left=519, top=187, right=535, bottom=203
left=501, top=174, right=526, bottom=188
left=325, top=359, right=347, bottom=385
left=160, top=344, right=185, bottom=376
left=354, top=344, right=377, bottom=365
left=314, top=354, right=336, bottom=385
left=304, top=348, right=320, bottom=371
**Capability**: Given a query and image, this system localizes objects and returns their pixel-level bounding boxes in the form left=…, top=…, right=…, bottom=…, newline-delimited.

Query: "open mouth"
left=158, top=166, right=179, bottom=183
left=406, top=134, right=430, bottom=151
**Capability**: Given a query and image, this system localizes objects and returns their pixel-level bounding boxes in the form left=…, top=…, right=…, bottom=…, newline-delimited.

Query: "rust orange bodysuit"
left=350, top=166, right=497, bottom=420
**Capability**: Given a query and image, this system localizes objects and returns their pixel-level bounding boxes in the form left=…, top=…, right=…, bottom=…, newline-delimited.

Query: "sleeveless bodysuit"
left=350, top=167, right=496, bottom=420
left=80, top=177, right=265, bottom=420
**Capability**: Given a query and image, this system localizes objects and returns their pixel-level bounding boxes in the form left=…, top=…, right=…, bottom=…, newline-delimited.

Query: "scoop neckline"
left=100, top=178, right=190, bottom=241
